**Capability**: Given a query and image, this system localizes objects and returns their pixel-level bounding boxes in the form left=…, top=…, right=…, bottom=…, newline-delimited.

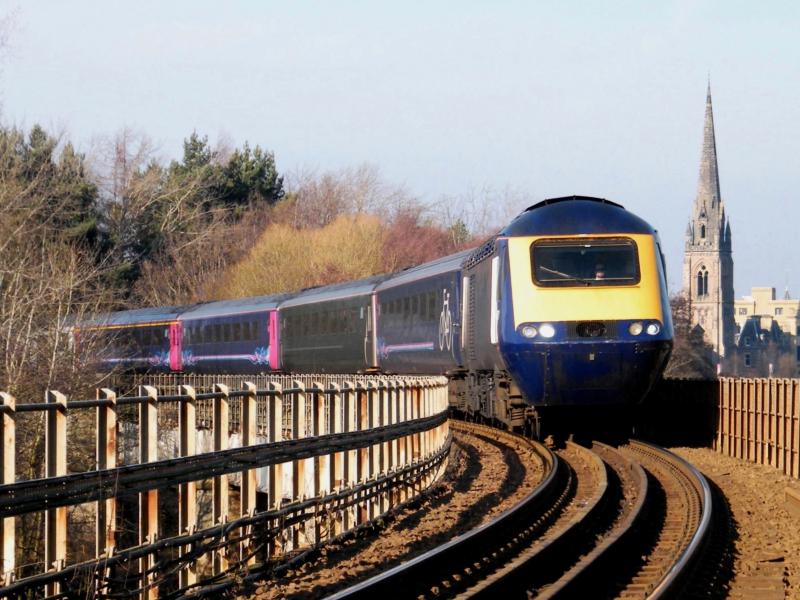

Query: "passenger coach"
left=76, top=196, right=673, bottom=435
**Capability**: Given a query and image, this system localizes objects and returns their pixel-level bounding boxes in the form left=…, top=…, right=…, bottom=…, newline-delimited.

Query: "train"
left=77, top=196, right=673, bottom=433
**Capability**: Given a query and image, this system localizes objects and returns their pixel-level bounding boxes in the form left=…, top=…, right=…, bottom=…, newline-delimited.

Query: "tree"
left=0, top=124, right=113, bottom=572
left=663, top=293, right=717, bottom=379
left=217, top=142, right=284, bottom=209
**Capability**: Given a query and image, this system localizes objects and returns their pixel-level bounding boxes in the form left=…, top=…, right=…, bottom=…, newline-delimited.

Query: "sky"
left=0, top=1, right=798, bottom=298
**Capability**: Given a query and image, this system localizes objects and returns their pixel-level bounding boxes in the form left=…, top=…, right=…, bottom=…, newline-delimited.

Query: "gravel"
left=672, top=447, right=800, bottom=599
left=243, top=428, right=543, bottom=599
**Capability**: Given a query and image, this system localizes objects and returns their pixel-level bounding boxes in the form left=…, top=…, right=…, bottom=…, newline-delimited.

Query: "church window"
left=797, top=347, right=800, bottom=362
left=738, top=308, right=747, bottom=315
left=700, top=224, right=706, bottom=239
left=775, top=307, right=783, bottom=316
left=696, top=266, right=708, bottom=297
left=744, top=336, right=751, bottom=347
left=744, top=353, right=752, bottom=367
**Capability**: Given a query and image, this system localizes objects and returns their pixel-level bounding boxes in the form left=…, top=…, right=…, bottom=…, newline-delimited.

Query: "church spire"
left=695, top=83, right=722, bottom=211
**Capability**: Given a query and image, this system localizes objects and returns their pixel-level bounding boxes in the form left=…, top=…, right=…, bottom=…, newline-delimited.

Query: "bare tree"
left=663, top=293, right=717, bottom=379
left=283, top=164, right=414, bottom=228
left=432, top=185, right=535, bottom=240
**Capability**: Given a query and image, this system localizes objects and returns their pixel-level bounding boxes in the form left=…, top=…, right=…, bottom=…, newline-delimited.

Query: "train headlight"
left=520, top=325, right=538, bottom=338
left=628, top=322, right=644, bottom=336
left=539, top=323, right=556, bottom=338
left=646, top=322, right=661, bottom=336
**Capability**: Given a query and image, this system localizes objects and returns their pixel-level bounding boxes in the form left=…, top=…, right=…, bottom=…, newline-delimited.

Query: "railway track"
left=328, top=423, right=715, bottom=599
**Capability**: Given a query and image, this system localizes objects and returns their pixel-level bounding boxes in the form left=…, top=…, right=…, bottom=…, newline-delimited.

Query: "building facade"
left=732, top=287, right=800, bottom=376
left=682, top=84, right=736, bottom=361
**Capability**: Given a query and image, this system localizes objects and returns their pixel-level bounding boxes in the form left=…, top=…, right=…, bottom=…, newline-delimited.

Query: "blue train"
left=77, top=197, right=673, bottom=431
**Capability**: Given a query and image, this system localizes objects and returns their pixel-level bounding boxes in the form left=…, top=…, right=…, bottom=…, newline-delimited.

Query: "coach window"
left=222, top=323, right=230, bottom=342
left=233, top=322, right=242, bottom=340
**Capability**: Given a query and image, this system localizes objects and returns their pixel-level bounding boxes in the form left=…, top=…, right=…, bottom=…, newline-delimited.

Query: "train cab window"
left=532, top=238, right=640, bottom=287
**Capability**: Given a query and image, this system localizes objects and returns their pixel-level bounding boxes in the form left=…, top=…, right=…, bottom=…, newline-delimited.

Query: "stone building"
left=682, top=84, right=736, bottom=362
left=732, top=287, right=800, bottom=376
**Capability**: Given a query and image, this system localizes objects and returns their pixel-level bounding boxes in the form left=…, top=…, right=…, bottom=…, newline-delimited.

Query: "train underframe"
left=447, top=368, right=644, bottom=441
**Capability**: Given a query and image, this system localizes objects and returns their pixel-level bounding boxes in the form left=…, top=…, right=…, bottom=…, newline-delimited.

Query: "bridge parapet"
left=0, top=374, right=451, bottom=597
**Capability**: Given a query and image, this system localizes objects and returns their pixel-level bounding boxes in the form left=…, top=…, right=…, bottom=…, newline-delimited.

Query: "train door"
left=169, top=322, right=183, bottom=371
left=268, top=311, right=280, bottom=370
left=363, top=296, right=378, bottom=369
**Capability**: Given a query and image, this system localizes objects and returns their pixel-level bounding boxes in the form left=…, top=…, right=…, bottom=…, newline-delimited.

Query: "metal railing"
left=0, top=375, right=451, bottom=597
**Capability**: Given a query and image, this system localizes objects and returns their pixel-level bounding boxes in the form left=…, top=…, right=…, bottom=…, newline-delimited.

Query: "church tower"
left=682, top=83, right=736, bottom=359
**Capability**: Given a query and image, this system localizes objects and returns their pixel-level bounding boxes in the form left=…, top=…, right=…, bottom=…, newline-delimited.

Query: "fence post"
left=0, top=393, right=15, bottom=585
left=401, top=380, right=411, bottom=501
left=387, top=381, right=398, bottom=508
left=178, top=385, right=198, bottom=589
left=367, top=382, right=379, bottom=519
left=213, top=384, right=230, bottom=574
left=291, top=381, right=307, bottom=548
left=138, top=385, right=158, bottom=599
left=240, top=381, right=257, bottom=566
left=356, top=383, right=369, bottom=524
left=311, top=382, right=325, bottom=545
left=342, top=382, right=356, bottom=531
left=792, top=379, right=799, bottom=479
left=44, top=390, right=67, bottom=597
left=328, top=383, right=343, bottom=537
left=95, top=387, right=117, bottom=595
left=268, top=382, right=284, bottom=557
left=377, top=381, right=387, bottom=508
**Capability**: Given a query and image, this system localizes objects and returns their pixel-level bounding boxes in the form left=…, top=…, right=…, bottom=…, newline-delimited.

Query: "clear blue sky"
left=1, top=1, right=798, bottom=298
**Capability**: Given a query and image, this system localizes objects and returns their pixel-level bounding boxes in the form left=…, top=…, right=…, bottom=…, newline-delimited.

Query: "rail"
left=327, top=421, right=561, bottom=599
left=0, top=375, right=451, bottom=598
left=628, top=440, right=714, bottom=598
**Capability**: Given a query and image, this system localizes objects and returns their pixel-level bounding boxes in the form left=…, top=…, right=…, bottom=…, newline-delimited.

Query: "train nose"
left=504, top=340, right=672, bottom=406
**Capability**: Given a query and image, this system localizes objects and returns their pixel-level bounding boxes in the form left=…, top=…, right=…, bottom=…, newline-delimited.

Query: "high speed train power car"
left=76, top=196, right=673, bottom=432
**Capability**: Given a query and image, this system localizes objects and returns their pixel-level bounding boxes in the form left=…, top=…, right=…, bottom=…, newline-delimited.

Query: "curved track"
left=328, top=426, right=715, bottom=599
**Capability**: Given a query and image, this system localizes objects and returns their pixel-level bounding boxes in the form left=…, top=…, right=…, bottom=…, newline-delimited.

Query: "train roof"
left=79, top=305, right=187, bottom=328
left=501, top=196, right=655, bottom=237
left=179, top=293, right=293, bottom=320
left=279, top=274, right=392, bottom=308
left=377, top=249, right=473, bottom=291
